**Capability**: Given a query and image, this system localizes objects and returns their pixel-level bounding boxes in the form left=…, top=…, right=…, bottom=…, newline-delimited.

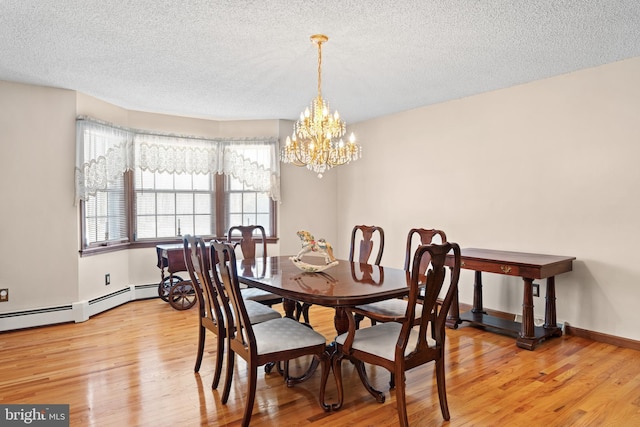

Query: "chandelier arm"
left=290, top=149, right=304, bottom=166
left=321, top=139, right=330, bottom=165
left=290, top=142, right=307, bottom=166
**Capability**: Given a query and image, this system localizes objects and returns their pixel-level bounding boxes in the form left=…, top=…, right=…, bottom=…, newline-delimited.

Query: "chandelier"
left=281, top=34, right=361, bottom=178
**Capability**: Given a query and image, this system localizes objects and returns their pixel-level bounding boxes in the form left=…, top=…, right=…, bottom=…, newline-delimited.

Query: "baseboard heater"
left=0, top=284, right=159, bottom=332
left=0, top=305, right=73, bottom=318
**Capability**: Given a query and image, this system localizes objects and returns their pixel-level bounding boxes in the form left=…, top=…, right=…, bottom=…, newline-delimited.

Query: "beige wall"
left=333, top=57, right=640, bottom=340
left=0, top=81, right=79, bottom=308
left=278, top=117, right=339, bottom=256
left=1, top=56, right=639, bottom=341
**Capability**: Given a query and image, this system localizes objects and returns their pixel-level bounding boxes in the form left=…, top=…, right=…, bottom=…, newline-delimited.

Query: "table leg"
left=334, top=307, right=348, bottom=335
left=446, top=268, right=481, bottom=329
left=282, top=299, right=297, bottom=319
left=544, top=276, right=562, bottom=336
left=472, top=271, right=486, bottom=313
left=544, top=276, right=556, bottom=328
left=446, top=285, right=461, bottom=329
left=517, top=277, right=536, bottom=350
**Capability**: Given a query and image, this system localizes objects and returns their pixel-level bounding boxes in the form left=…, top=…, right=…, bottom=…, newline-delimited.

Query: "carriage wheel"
left=158, top=275, right=184, bottom=302
left=168, top=280, right=197, bottom=310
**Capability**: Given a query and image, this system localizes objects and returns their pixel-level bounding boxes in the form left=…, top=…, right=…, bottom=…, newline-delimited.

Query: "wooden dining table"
left=237, top=255, right=412, bottom=403
left=236, top=255, right=411, bottom=335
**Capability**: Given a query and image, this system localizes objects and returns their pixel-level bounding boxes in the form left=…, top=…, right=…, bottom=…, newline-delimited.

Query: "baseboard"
left=563, top=324, right=640, bottom=352
left=0, top=284, right=160, bottom=332
left=4, top=292, right=640, bottom=352
left=457, top=302, right=640, bottom=351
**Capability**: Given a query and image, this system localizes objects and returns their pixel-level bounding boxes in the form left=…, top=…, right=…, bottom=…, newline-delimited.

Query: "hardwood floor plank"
left=2, top=299, right=640, bottom=426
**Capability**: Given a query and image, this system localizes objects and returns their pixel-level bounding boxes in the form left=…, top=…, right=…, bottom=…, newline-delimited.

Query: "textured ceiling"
left=1, top=1, right=639, bottom=123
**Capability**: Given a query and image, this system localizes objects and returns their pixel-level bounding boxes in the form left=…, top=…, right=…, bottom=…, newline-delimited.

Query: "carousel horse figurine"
left=294, top=230, right=337, bottom=265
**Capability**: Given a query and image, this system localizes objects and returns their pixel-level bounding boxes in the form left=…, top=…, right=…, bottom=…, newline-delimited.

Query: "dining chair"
left=349, top=225, right=385, bottom=328
left=349, top=225, right=385, bottom=265
left=227, top=225, right=283, bottom=307
left=354, top=228, right=447, bottom=328
left=332, top=242, right=461, bottom=426
left=228, top=224, right=308, bottom=324
left=182, top=235, right=281, bottom=390
left=211, top=240, right=331, bottom=426
left=352, top=228, right=447, bottom=388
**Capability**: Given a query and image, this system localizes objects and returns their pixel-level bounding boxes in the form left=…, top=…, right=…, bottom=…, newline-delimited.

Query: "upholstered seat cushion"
left=355, top=298, right=423, bottom=319
left=241, top=287, right=282, bottom=303
left=252, top=317, right=326, bottom=355
left=335, top=322, right=435, bottom=361
left=242, top=299, right=282, bottom=324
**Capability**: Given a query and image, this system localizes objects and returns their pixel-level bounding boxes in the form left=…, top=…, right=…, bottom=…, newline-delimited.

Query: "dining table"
left=236, top=255, right=412, bottom=335
left=237, top=255, right=413, bottom=406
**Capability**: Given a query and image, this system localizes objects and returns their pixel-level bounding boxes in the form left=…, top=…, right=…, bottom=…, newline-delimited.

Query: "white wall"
left=334, top=57, right=640, bottom=340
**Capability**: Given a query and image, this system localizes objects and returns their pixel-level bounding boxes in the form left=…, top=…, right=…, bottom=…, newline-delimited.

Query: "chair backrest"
left=401, top=242, right=461, bottom=361
left=227, top=225, right=267, bottom=259
left=183, top=235, right=224, bottom=326
left=404, top=228, right=447, bottom=275
left=211, top=240, right=255, bottom=351
left=349, top=225, right=385, bottom=265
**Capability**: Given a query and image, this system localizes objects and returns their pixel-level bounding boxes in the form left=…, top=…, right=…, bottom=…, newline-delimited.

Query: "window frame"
left=79, top=169, right=278, bottom=257
left=81, top=171, right=130, bottom=247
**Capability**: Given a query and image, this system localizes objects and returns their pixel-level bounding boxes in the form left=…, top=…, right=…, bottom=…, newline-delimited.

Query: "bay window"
left=75, top=117, right=280, bottom=254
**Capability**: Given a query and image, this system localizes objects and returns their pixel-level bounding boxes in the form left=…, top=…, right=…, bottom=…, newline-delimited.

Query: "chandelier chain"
left=317, top=39, right=322, bottom=98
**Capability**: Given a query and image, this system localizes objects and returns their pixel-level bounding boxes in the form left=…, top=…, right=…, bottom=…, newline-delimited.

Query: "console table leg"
left=544, top=276, right=562, bottom=336
left=446, top=285, right=461, bottom=329
left=517, top=278, right=536, bottom=350
left=472, top=271, right=485, bottom=313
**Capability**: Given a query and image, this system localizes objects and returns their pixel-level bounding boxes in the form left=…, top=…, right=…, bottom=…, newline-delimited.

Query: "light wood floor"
left=2, top=299, right=640, bottom=426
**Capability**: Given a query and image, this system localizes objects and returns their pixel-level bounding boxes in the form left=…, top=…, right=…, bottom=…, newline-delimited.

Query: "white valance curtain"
left=75, top=117, right=281, bottom=203
left=75, top=119, right=133, bottom=203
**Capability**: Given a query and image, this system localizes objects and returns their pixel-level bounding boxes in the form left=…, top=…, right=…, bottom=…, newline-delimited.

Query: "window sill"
left=79, top=242, right=131, bottom=257
left=80, top=236, right=279, bottom=257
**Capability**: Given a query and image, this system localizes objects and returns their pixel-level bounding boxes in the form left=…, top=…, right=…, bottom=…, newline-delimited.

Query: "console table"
left=445, top=248, right=575, bottom=350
